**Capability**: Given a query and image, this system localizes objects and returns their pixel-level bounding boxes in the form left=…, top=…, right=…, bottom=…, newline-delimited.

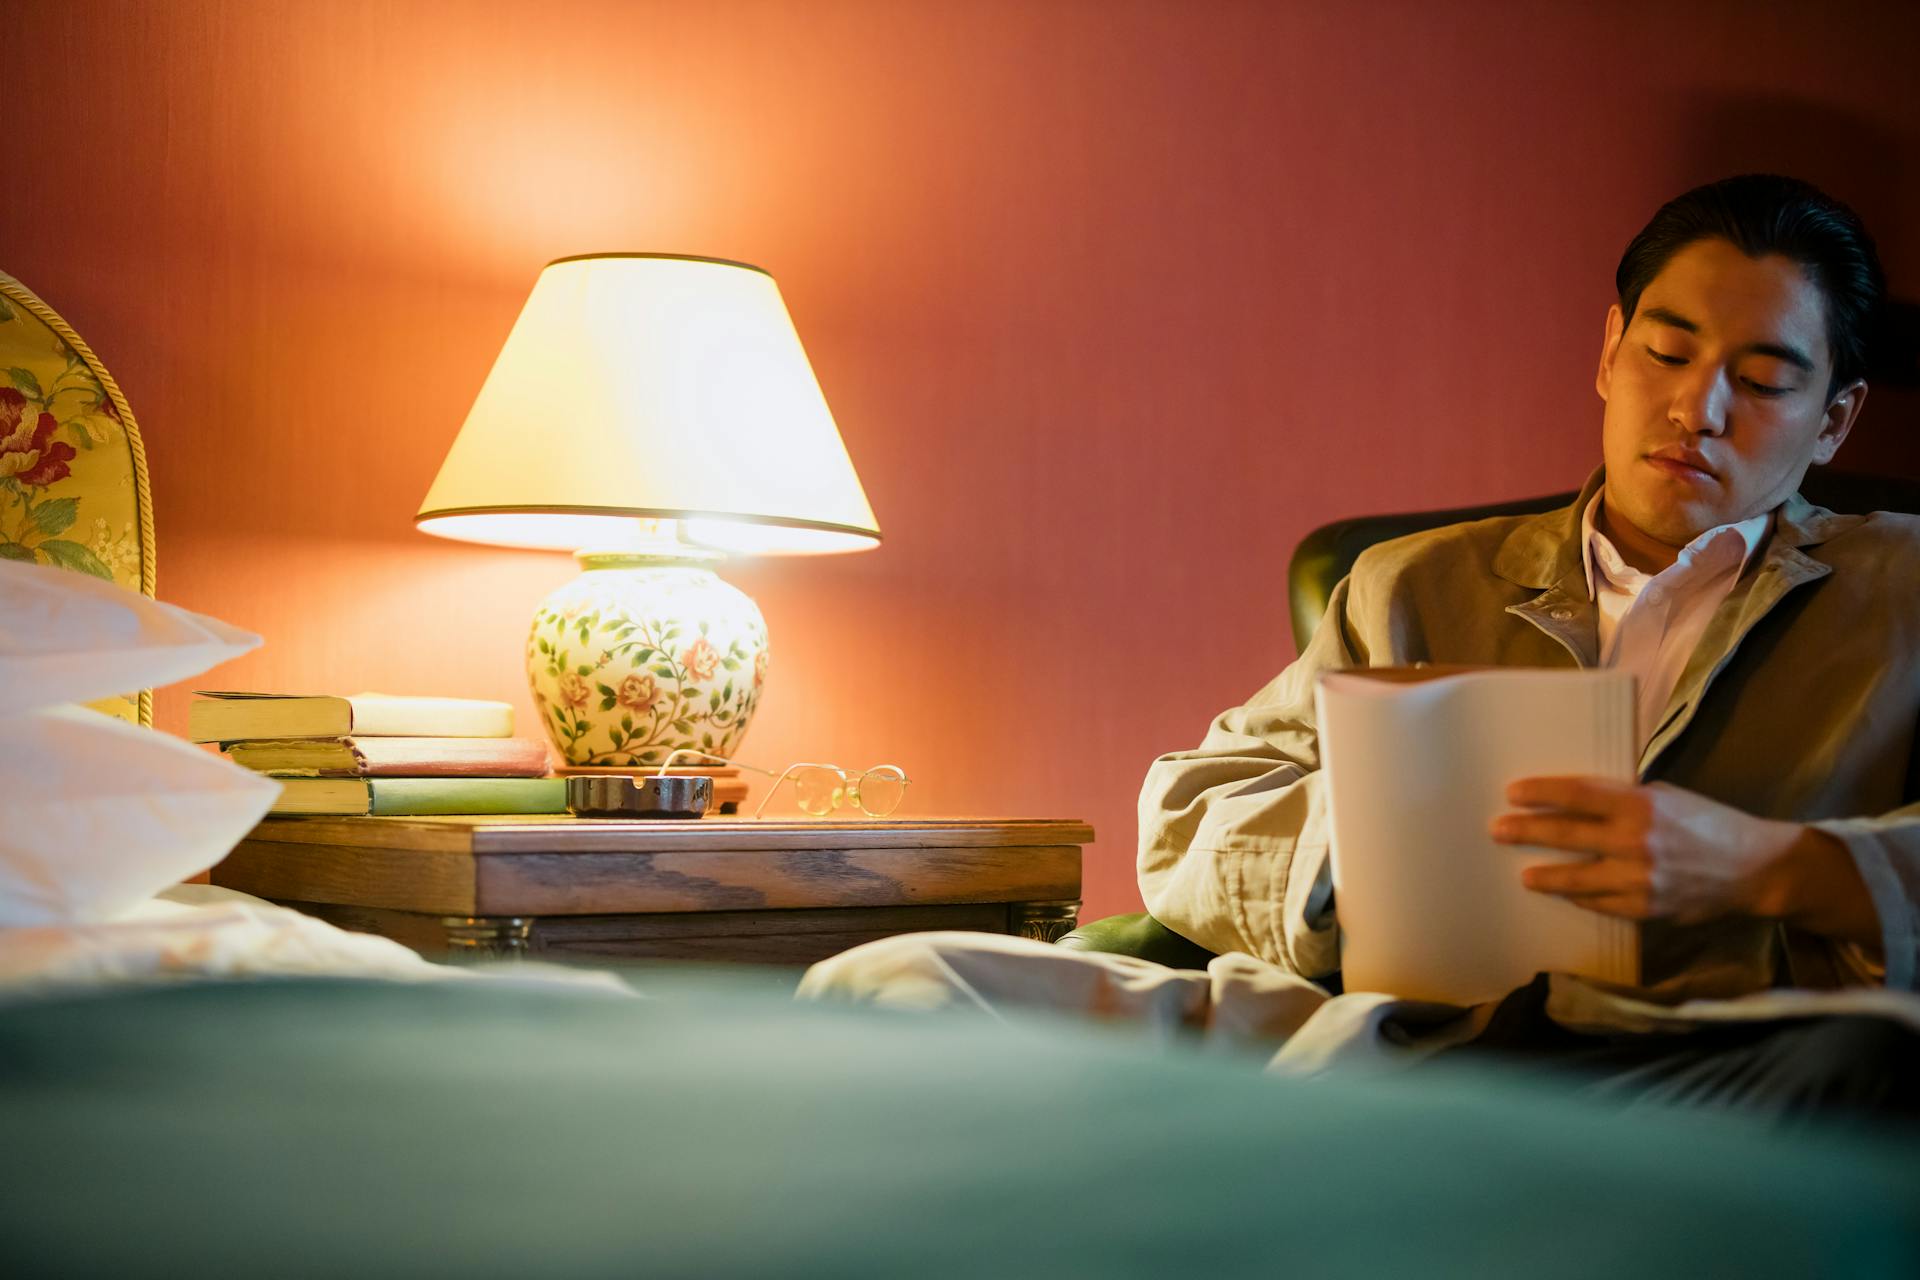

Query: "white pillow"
left=0, top=705, right=279, bottom=927
left=0, top=558, right=260, bottom=716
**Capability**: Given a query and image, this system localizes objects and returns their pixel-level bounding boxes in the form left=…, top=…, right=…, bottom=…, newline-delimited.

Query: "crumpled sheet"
left=797, top=930, right=1920, bottom=1076
left=0, top=882, right=628, bottom=1002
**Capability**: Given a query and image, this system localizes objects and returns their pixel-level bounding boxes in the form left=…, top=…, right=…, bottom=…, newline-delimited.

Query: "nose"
left=1669, top=365, right=1731, bottom=436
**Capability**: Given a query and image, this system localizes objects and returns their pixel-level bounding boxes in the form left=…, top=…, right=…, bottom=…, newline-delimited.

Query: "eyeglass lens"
left=791, top=767, right=847, bottom=817
left=786, top=765, right=908, bottom=817
left=852, top=766, right=907, bottom=816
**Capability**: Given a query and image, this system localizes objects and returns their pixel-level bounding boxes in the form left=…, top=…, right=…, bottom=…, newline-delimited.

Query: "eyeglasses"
left=656, top=750, right=911, bottom=818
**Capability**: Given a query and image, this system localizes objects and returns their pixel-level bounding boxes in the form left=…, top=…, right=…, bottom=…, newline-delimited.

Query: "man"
left=1140, top=174, right=1910, bottom=998
left=807, top=175, right=1920, bottom=1114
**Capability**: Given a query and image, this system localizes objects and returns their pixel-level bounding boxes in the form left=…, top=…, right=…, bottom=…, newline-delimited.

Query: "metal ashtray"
left=566, top=774, right=712, bottom=819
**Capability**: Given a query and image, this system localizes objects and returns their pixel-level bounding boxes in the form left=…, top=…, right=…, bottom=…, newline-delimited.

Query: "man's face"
left=1596, top=237, right=1866, bottom=552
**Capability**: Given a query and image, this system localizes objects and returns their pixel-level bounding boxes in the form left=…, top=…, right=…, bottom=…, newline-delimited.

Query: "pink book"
left=221, top=736, right=551, bottom=778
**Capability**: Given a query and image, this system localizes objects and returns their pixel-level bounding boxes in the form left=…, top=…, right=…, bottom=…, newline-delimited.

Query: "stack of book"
left=190, top=691, right=566, bottom=817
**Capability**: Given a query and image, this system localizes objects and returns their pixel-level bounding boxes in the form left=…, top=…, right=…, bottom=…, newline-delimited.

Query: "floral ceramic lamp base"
left=527, top=551, right=768, bottom=769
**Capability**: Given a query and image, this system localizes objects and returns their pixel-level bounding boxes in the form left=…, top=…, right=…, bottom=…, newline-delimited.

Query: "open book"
left=1315, top=667, right=1639, bottom=1004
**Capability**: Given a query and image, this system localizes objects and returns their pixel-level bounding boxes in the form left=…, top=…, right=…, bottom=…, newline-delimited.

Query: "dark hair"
left=1614, top=174, right=1885, bottom=397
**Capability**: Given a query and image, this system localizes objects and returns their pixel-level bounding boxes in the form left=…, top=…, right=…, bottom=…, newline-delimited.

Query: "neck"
left=1595, top=499, right=1681, bottom=575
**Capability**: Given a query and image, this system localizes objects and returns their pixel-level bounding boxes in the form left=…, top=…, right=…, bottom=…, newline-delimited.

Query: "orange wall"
left=7, top=0, right=1919, bottom=921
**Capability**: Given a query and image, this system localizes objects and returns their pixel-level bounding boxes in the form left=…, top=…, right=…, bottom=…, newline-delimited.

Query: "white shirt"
left=1581, top=495, right=1770, bottom=748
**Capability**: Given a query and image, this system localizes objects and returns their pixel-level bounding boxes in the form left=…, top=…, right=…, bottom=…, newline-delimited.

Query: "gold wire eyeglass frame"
left=656, top=749, right=911, bottom=819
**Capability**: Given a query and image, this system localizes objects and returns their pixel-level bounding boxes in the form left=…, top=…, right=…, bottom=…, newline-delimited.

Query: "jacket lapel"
left=1637, top=493, right=1862, bottom=773
left=1487, top=474, right=1865, bottom=776
left=1497, top=470, right=1604, bottom=669
left=1504, top=572, right=1602, bottom=669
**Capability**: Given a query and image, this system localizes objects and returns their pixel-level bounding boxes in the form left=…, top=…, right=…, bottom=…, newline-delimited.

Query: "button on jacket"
left=1137, top=470, right=1920, bottom=997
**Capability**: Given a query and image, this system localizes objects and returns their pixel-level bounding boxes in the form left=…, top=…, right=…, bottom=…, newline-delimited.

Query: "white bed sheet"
left=0, top=882, right=627, bottom=1000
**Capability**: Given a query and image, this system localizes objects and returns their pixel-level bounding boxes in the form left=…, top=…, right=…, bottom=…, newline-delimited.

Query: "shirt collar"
left=1581, top=492, right=1771, bottom=600
left=1493, top=467, right=1861, bottom=592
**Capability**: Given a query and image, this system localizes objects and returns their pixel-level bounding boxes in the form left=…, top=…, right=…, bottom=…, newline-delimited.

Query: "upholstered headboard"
left=0, top=272, right=156, bottom=725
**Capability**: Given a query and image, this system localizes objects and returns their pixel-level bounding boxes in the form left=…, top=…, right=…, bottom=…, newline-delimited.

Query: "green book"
left=269, top=776, right=566, bottom=817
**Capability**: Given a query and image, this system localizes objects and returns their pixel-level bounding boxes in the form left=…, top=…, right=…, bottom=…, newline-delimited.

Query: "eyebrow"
left=1638, top=305, right=1816, bottom=374
left=1641, top=306, right=1699, bottom=334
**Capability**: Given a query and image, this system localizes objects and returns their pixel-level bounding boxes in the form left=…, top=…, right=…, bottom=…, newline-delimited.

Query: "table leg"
left=1011, top=900, right=1080, bottom=944
left=441, top=916, right=535, bottom=959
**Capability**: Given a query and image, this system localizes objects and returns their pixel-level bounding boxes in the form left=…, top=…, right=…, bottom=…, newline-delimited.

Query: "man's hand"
left=1491, top=777, right=1882, bottom=948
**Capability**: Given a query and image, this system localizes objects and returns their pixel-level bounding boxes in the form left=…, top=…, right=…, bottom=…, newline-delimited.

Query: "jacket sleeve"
left=1805, top=694, right=1920, bottom=990
left=1815, top=814, right=1920, bottom=992
left=1135, top=576, right=1370, bottom=976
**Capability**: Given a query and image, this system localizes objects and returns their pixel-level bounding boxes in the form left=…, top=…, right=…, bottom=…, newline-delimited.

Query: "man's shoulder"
left=1835, top=508, right=1920, bottom=544
left=1346, top=510, right=1544, bottom=584
left=1814, top=508, right=1920, bottom=584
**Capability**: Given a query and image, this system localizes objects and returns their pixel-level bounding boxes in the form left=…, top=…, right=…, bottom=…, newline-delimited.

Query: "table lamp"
left=416, top=253, right=880, bottom=770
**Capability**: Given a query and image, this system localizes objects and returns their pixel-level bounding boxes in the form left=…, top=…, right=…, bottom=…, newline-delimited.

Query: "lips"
left=1646, top=448, right=1716, bottom=481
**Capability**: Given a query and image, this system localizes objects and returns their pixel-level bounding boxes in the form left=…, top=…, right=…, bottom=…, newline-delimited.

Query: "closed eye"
left=1645, top=347, right=1686, bottom=367
left=1742, top=378, right=1791, bottom=397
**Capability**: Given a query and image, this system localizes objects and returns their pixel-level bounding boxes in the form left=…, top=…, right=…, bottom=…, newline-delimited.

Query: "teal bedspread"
left=2, top=975, right=1915, bottom=1277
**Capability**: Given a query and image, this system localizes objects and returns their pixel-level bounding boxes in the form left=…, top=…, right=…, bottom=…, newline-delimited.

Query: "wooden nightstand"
left=211, top=815, right=1091, bottom=966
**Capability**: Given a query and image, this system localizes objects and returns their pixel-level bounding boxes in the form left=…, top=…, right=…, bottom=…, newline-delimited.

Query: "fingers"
left=1494, top=777, right=1666, bottom=921
left=1491, top=811, right=1615, bottom=855
left=1505, top=774, right=1636, bottom=816
left=1519, top=856, right=1635, bottom=898
left=1533, top=889, right=1651, bottom=920
left=1496, top=776, right=1651, bottom=857
left=1520, top=857, right=1652, bottom=919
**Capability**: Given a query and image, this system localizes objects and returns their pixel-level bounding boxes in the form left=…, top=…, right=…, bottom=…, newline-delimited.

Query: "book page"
left=1315, top=667, right=1637, bottom=1004
left=347, top=694, right=514, bottom=738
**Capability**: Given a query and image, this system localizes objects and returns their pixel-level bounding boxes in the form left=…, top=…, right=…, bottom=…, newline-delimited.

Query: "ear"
left=1810, top=379, right=1868, bottom=466
left=1595, top=304, right=1626, bottom=402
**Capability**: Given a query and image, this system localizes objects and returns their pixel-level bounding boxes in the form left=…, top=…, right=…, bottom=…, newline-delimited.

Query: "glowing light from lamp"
left=416, top=253, right=881, bottom=554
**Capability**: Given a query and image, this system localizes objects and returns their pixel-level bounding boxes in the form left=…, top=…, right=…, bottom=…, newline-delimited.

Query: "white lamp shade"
left=417, top=254, right=880, bottom=554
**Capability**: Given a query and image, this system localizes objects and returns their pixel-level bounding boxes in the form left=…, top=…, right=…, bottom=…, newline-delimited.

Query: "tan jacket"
left=1138, top=471, right=1920, bottom=997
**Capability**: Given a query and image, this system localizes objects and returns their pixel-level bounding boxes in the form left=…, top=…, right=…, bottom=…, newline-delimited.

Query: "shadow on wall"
left=1679, top=90, right=1920, bottom=478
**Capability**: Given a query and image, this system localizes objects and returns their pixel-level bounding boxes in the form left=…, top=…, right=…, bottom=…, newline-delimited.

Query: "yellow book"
left=190, top=692, right=513, bottom=744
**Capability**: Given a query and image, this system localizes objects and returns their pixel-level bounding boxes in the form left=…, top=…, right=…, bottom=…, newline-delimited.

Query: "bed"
left=5, top=973, right=1919, bottom=1278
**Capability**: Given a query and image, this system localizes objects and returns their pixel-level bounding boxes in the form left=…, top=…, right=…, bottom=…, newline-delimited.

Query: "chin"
left=1617, top=492, right=1719, bottom=548
left=1655, top=515, right=1718, bottom=546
